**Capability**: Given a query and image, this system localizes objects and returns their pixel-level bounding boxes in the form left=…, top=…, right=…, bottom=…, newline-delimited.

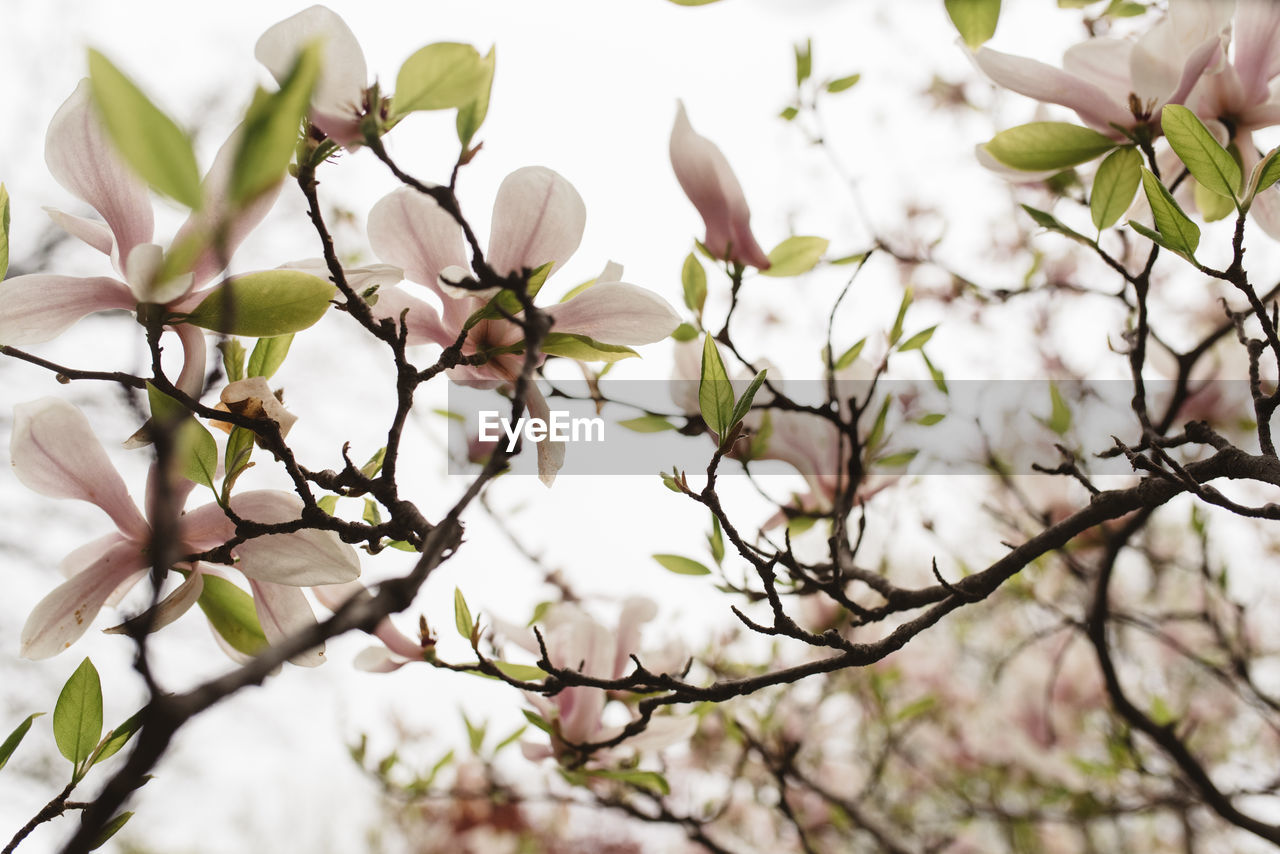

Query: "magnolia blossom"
left=217, top=377, right=298, bottom=438
left=365, top=166, right=680, bottom=484
left=973, top=0, right=1232, bottom=136
left=312, top=579, right=427, bottom=672
left=669, top=101, right=771, bottom=269
left=256, top=5, right=369, bottom=146
left=0, top=80, right=280, bottom=396
left=493, top=598, right=693, bottom=762
left=12, top=398, right=360, bottom=662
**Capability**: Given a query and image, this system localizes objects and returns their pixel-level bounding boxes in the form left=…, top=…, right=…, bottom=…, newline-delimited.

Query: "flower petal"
left=1235, top=1, right=1280, bottom=106
left=527, top=384, right=565, bottom=487
left=103, top=568, right=204, bottom=636
left=669, top=102, right=772, bottom=268
left=229, top=491, right=361, bottom=586
left=20, top=538, right=148, bottom=659
left=45, top=79, right=154, bottom=262
left=544, top=282, right=680, bottom=346
left=12, top=398, right=150, bottom=541
left=249, top=579, right=324, bottom=666
left=973, top=47, right=1133, bottom=133
left=368, top=187, right=467, bottom=301
left=487, top=166, right=586, bottom=277
left=353, top=646, right=411, bottom=672
left=0, top=274, right=135, bottom=345
left=370, top=284, right=454, bottom=347
left=43, top=207, right=113, bottom=255
left=256, top=6, right=367, bottom=135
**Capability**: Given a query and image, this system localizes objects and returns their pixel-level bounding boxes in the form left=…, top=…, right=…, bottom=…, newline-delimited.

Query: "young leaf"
left=681, top=252, right=707, bottom=314
left=826, top=73, right=861, bottom=94
left=0, top=182, right=9, bottom=281
left=618, top=415, right=677, bottom=433
left=889, top=288, right=913, bottom=346
left=835, top=337, right=867, bottom=370
left=1161, top=104, right=1241, bottom=201
left=90, top=812, right=133, bottom=851
left=1022, top=205, right=1095, bottom=247
left=247, top=334, right=294, bottom=380
left=761, top=236, right=829, bottom=277
left=456, top=47, right=496, bottom=148
left=1194, top=179, right=1235, bottom=223
left=230, top=42, right=321, bottom=206
left=492, top=661, right=547, bottom=682
left=91, top=709, right=143, bottom=767
left=671, top=322, right=699, bottom=342
left=897, top=325, right=936, bottom=352
left=1136, top=168, right=1200, bottom=259
left=945, top=0, right=1001, bottom=48
left=53, top=658, right=103, bottom=774
left=653, top=554, right=712, bottom=576
left=392, top=42, right=491, bottom=117
left=728, top=369, right=767, bottom=432
left=146, top=384, right=218, bottom=490
left=1090, top=147, right=1142, bottom=231
left=1046, top=382, right=1072, bottom=436
left=454, top=588, right=474, bottom=640
left=709, top=515, right=725, bottom=566
left=218, top=339, right=246, bottom=383
left=0, top=713, right=43, bottom=772
left=538, top=332, right=638, bottom=363
left=795, top=39, right=812, bottom=86
left=1248, top=147, right=1280, bottom=198
left=182, top=271, right=335, bottom=337
left=87, top=50, right=203, bottom=209
left=588, top=768, right=672, bottom=795
left=985, top=122, right=1115, bottom=171
left=698, top=334, right=734, bottom=437
left=197, top=575, right=269, bottom=657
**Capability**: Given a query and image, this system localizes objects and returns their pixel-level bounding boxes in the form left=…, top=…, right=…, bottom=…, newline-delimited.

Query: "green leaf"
left=247, top=334, right=294, bottom=380
left=362, top=498, right=381, bottom=526
left=182, top=270, right=335, bottom=337
left=826, top=73, right=861, bottom=94
left=618, top=415, right=677, bottom=433
left=147, top=384, right=217, bottom=490
left=230, top=42, right=321, bottom=205
left=779, top=106, right=799, bottom=121
left=945, top=0, right=1001, bottom=48
left=897, top=325, right=936, bottom=352
left=795, top=39, right=812, bottom=86
left=217, top=339, right=246, bottom=383
left=522, top=709, right=553, bottom=734
left=698, top=334, right=734, bottom=437
left=1022, top=204, right=1096, bottom=246
left=53, top=658, right=102, bottom=774
left=653, top=554, right=712, bottom=576
left=539, top=332, right=638, bottom=363
left=456, top=46, right=496, bottom=147
left=454, top=588, right=474, bottom=640
left=1137, top=168, right=1200, bottom=259
left=835, top=337, right=867, bottom=370
left=0, top=713, right=42, bottom=772
left=392, top=42, right=492, bottom=117
left=875, top=449, right=918, bottom=469
left=889, top=288, right=913, bottom=346
left=761, top=236, right=829, bottom=277
left=1162, top=104, right=1240, bottom=201
left=197, top=575, right=268, bottom=657
left=1046, top=382, right=1072, bottom=436
left=91, top=709, right=143, bottom=767
left=1090, top=147, right=1142, bottom=231
left=223, top=426, right=255, bottom=491
left=709, top=515, right=725, bottom=566
left=916, top=412, right=946, bottom=426
left=317, top=495, right=339, bottom=515
left=492, top=661, right=547, bottom=682
left=985, top=122, right=1115, bottom=171
left=462, top=261, right=553, bottom=330
left=671, top=322, right=699, bottom=342
left=1249, top=147, right=1280, bottom=197
left=462, top=713, right=486, bottom=754
left=0, top=183, right=9, bottom=281
left=87, top=50, right=202, bottom=209
left=90, top=812, right=133, bottom=851
left=681, top=252, right=707, bottom=314
left=728, top=369, right=767, bottom=432
left=588, top=768, right=672, bottom=795
left=1194, top=178, right=1235, bottom=222
left=921, top=351, right=948, bottom=394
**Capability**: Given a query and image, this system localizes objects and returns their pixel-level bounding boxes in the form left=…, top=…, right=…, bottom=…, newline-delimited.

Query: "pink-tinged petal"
left=228, top=490, right=360, bottom=585
left=12, top=398, right=150, bottom=541
left=353, top=647, right=410, bottom=672
left=670, top=102, right=772, bottom=268
left=1062, top=39, right=1133, bottom=95
left=0, top=274, right=134, bottom=345
left=43, top=207, right=113, bottom=255
left=370, top=285, right=454, bottom=347
left=368, top=187, right=467, bottom=301
left=45, top=80, right=154, bottom=261
left=617, top=714, right=698, bottom=754
left=103, top=569, right=204, bottom=636
left=487, top=167, right=586, bottom=277
left=1242, top=100, right=1280, bottom=130
left=973, top=47, right=1133, bottom=133
left=172, top=127, right=284, bottom=288
left=519, top=740, right=555, bottom=762
left=1235, top=1, right=1280, bottom=106
left=526, top=384, right=565, bottom=487
left=173, top=323, right=208, bottom=399
left=256, top=6, right=367, bottom=127
left=1164, top=35, right=1228, bottom=108
left=557, top=686, right=607, bottom=745
left=544, top=283, right=680, bottom=346
left=61, top=532, right=130, bottom=578
left=613, top=597, right=657, bottom=679
left=248, top=579, right=324, bottom=667
left=312, top=580, right=423, bottom=661
left=177, top=501, right=236, bottom=551
left=20, top=538, right=148, bottom=659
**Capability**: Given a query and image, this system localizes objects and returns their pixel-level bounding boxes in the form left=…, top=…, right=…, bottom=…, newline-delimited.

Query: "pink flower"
left=365, top=166, right=680, bottom=483
left=0, top=81, right=281, bottom=395
left=312, top=580, right=428, bottom=672
left=12, top=398, right=360, bottom=662
left=256, top=5, right=370, bottom=147
left=973, top=0, right=1232, bottom=136
left=669, top=101, right=771, bottom=269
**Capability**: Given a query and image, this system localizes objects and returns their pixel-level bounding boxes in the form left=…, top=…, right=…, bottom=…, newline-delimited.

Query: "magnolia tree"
left=4, top=1, right=1280, bottom=852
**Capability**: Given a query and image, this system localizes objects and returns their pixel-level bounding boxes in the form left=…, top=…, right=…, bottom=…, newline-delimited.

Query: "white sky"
left=0, top=2, right=1176, bottom=852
